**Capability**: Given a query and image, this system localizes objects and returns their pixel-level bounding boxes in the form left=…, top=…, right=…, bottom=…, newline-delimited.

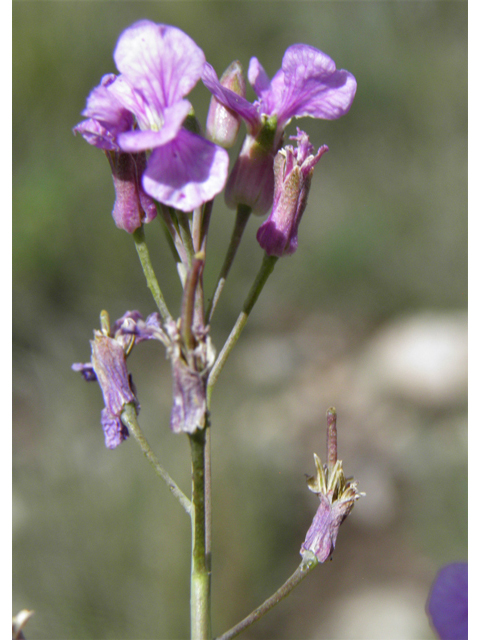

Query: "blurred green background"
left=13, top=1, right=467, bottom=639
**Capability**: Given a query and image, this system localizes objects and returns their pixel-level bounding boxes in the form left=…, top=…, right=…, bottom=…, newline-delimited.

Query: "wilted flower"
left=203, top=44, right=356, bottom=213
left=300, top=408, right=363, bottom=563
left=72, top=310, right=165, bottom=448
left=74, top=20, right=229, bottom=213
left=164, top=319, right=215, bottom=434
left=257, top=129, right=328, bottom=256
left=427, top=562, right=468, bottom=640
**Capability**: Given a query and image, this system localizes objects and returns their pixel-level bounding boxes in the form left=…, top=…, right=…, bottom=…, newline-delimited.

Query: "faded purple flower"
left=257, top=129, right=328, bottom=256
left=300, top=408, right=362, bottom=562
left=72, top=310, right=165, bottom=448
left=74, top=21, right=229, bottom=213
left=203, top=44, right=356, bottom=213
left=164, top=319, right=215, bottom=434
left=427, top=563, right=468, bottom=640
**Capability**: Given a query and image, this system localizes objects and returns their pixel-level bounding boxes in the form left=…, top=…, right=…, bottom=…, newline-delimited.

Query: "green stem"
left=121, top=404, right=192, bottom=515
left=189, top=429, right=211, bottom=640
left=177, top=211, right=196, bottom=268
left=215, top=552, right=318, bottom=640
left=205, top=204, right=252, bottom=324
left=207, top=253, right=278, bottom=405
left=132, top=226, right=172, bottom=322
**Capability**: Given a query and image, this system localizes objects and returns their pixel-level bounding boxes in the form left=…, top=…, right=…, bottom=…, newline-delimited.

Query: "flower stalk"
left=132, top=226, right=172, bottom=321
left=207, top=252, right=278, bottom=404
left=121, top=404, right=192, bottom=515
left=215, top=552, right=318, bottom=640
left=189, top=428, right=211, bottom=640
left=205, top=204, right=252, bottom=324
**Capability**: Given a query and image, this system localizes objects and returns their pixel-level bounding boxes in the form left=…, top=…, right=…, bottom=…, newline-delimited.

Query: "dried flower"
left=300, top=408, right=363, bottom=562
left=72, top=310, right=165, bottom=448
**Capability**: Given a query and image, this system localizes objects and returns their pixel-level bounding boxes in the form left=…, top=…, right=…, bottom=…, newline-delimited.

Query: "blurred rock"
left=358, top=312, right=467, bottom=409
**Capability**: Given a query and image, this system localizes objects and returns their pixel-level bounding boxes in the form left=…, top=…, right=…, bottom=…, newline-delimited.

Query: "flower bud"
left=225, top=114, right=278, bottom=214
left=107, top=151, right=157, bottom=234
left=206, top=61, right=246, bottom=148
left=257, top=129, right=328, bottom=256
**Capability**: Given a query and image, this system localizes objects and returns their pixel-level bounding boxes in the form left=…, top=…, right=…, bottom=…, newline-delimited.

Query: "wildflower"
left=300, top=408, right=363, bottom=562
left=256, top=129, right=328, bottom=256
left=74, top=20, right=229, bottom=213
left=202, top=44, right=356, bottom=213
left=72, top=310, right=165, bottom=448
left=427, top=562, right=468, bottom=640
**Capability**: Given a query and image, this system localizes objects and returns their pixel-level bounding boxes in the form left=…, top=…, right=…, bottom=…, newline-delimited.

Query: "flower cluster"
left=73, top=20, right=356, bottom=447
left=74, top=20, right=229, bottom=229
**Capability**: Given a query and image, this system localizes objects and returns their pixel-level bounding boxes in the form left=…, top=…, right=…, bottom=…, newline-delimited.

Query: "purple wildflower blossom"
left=202, top=44, right=356, bottom=213
left=74, top=21, right=229, bottom=213
left=427, top=562, right=468, bottom=640
left=72, top=310, right=166, bottom=448
left=257, top=129, right=328, bottom=256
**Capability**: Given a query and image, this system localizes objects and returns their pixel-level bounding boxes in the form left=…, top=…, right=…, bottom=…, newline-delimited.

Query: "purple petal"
left=202, top=63, right=259, bottom=131
left=248, top=57, right=272, bottom=97
left=427, top=563, right=468, bottom=640
left=114, top=21, right=205, bottom=112
left=142, top=129, right=229, bottom=211
left=72, top=362, right=97, bottom=381
left=74, top=74, right=134, bottom=149
left=101, top=407, right=129, bottom=449
left=300, top=494, right=337, bottom=562
left=272, top=44, right=357, bottom=127
left=73, top=118, right=120, bottom=151
left=91, top=334, right=136, bottom=416
left=116, top=100, right=192, bottom=153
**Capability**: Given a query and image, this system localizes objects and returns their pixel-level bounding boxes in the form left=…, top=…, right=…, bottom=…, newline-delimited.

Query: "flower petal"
left=248, top=57, right=272, bottom=97
left=427, top=563, right=468, bottom=640
left=272, top=44, right=357, bottom=127
left=202, top=63, right=259, bottom=131
left=117, top=100, right=192, bottom=152
left=143, top=129, right=229, bottom=211
left=101, top=407, right=129, bottom=449
left=114, top=20, right=205, bottom=111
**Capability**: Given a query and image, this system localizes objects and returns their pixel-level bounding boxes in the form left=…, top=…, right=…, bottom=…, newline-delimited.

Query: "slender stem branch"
left=133, top=226, right=172, bottom=322
left=121, top=404, right=192, bottom=515
left=189, top=429, right=211, bottom=640
left=177, top=211, right=195, bottom=268
left=207, top=253, right=278, bottom=405
left=205, top=204, right=252, bottom=324
left=158, top=205, right=189, bottom=266
left=215, top=553, right=318, bottom=640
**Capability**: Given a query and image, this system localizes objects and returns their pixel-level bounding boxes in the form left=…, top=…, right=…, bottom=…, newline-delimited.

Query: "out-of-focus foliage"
left=13, top=2, right=466, bottom=639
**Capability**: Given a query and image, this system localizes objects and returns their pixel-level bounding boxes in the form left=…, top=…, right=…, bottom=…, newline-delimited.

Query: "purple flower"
left=256, top=129, right=328, bottom=256
left=74, top=21, right=229, bottom=213
left=300, top=408, right=362, bottom=562
left=202, top=44, right=356, bottom=213
left=427, top=563, right=468, bottom=640
left=72, top=310, right=165, bottom=448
